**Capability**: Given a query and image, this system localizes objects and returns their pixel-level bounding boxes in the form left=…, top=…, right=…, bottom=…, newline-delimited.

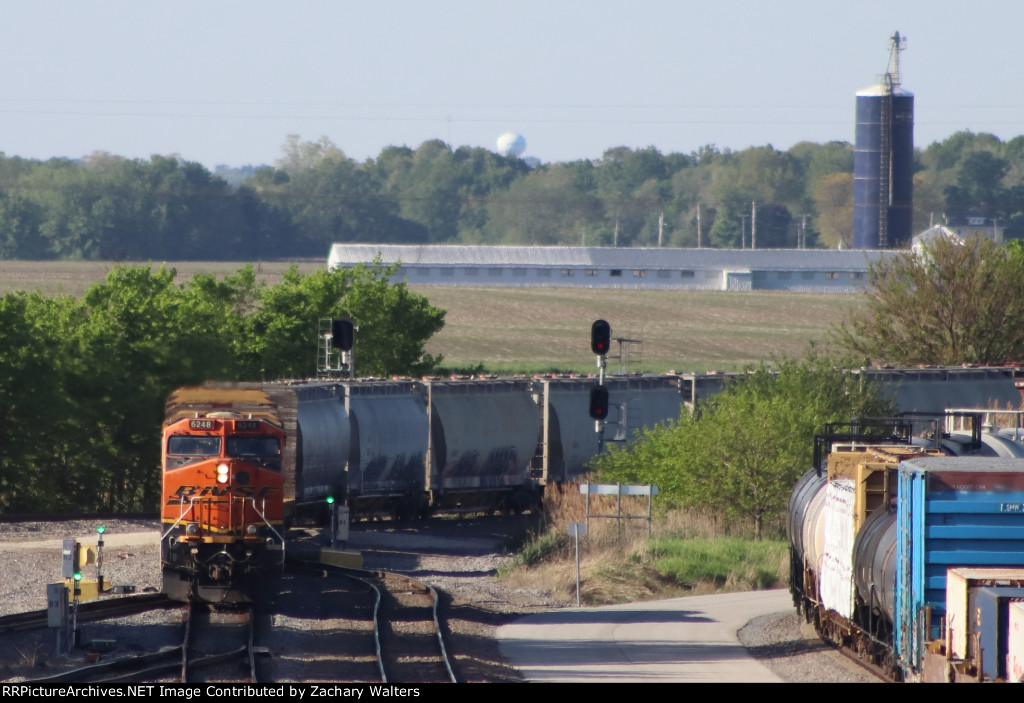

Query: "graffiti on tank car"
left=452, top=451, right=480, bottom=476
left=166, top=484, right=276, bottom=504
left=363, top=456, right=390, bottom=481
left=485, top=447, right=518, bottom=475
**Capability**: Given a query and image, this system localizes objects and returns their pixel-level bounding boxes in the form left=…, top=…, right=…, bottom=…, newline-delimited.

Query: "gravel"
left=0, top=517, right=877, bottom=683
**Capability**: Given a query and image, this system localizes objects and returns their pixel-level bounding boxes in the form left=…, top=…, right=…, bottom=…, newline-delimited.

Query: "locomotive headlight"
left=186, top=523, right=198, bottom=535
left=217, top=463, right=230, bottom=484
left=246, top=524, right=258, bottom=535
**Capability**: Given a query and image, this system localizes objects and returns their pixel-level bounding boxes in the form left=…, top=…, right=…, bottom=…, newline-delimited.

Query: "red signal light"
left=591, top=320, right=611, bottom=356
left=589, top=385, right=609, bottom=420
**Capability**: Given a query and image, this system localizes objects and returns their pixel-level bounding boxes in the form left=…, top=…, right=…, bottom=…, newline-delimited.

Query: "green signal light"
left=326, top=496, right=335, bottom=504
left=73, top=572, right=82, bottom=581
left=97, top=525, right=106, bottom=534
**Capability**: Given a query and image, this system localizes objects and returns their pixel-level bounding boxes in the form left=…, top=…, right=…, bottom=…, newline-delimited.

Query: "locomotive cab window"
left=227, top=436, right=282, bottom=471
left=167, top=436, right=221, bottom=456
left=165, top=435, right=222, bottom=470
left=227, top=436, right=281, bottom=457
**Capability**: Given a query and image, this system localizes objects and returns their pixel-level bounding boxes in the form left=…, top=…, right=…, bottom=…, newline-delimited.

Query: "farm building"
left=327, top=244, right=895, bottom=292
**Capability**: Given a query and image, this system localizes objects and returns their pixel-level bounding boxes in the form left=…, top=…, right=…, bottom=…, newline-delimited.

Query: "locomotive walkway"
left=496, top=589, right=791, bottom=683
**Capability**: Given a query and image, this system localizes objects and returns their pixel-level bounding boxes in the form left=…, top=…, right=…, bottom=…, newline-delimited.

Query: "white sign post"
left=579, top=483, right=659, bottom=535
left=568, top=522, right=588, bottom=607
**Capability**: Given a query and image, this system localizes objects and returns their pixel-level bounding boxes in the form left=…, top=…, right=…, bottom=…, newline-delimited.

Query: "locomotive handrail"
left=161, top=498, right=197, bottom=540
left=248, top=497, right=286, bottom=564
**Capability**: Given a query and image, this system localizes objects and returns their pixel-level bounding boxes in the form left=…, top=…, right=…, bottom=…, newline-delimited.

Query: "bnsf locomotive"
left=160, top=388, right=286, bottom=602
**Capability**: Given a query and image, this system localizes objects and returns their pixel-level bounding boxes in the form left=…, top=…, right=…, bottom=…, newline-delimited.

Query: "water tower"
left=496, top=132, right=527, bottom=158
left=853, top=32, right=914, bottom=249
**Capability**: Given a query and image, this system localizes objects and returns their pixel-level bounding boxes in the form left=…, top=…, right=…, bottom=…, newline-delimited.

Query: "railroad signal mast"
left=318, top=317, right=356, bottom=378
left=590, top=320, right=611, bottom=451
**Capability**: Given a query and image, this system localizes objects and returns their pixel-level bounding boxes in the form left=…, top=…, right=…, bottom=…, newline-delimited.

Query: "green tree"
left=836, top=236, right=1024, bottom=365
left=708, top=204, right=742, bottom=248
left=593, top=353, right=892, bottom=538
left=275, top=134, right=346, bottom=174
left=240, top=261, right=445, bottom=379
left=371, top=141, right=530, bottom=243
left=788, top=140, right=853, bottom=199
left=0, top=294, right=74, bottom=511
left=66, top=265, right=244, bottom=510
left=483, top=164, right=603, bottom=245
left=944, top=150, right=1009, bottom=211
left=336, top=262, right=446, bottom=376
left=812, top=172, right=854, bottom=248
left=0, top=260, right=446, bottom=513
left=0, top=192, right=44, bottom=258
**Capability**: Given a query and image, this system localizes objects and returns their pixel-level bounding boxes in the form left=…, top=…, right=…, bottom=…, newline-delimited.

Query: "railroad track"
left=9, top=559, right=455, bottom=684
left=0, top=593, right=173, bottom=634
left=371, top=570, right=457, bottom=684
left=19, top=603, right=189, bottom=684
left=809, top=614, right=893, bottom=683
left=17, top=600, right=267, bottom=684
left=287, top=560, right=457, bottom=683
left=182, top=602, right=266, bottom=683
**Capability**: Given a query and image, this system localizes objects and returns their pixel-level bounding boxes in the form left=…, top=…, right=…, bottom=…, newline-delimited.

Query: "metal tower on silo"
left=853, top=31, right=914, bottom=249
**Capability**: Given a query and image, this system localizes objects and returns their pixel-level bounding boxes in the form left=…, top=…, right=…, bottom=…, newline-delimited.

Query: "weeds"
left=14, top=636, right=45, bottom=669
left=499, top=481, right=789, bottom=605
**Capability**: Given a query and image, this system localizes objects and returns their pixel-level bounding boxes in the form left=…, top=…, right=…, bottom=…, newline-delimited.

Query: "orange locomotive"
left=160, top=388, right=286, bottom=602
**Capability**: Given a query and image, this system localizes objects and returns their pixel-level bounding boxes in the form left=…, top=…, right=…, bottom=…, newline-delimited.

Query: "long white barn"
left=327, top=244, right=894, bottom=292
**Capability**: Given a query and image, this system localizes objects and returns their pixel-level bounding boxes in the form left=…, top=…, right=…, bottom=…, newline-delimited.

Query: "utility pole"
left=751, top=200, right=757, bottom=250
left=696, top=202, right=703, bottom=248
left=740, top=213, right=748, bottom=249
left=658, top=212, right=664, bottom=246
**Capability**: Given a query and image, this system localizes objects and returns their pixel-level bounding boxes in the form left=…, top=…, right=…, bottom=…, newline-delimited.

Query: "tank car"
left=790, top=419, right=1024, bottom=682
left=160, top=388, right=286, bottom=602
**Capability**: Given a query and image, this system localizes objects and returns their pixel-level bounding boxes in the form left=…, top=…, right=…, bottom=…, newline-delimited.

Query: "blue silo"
left=853, top=85, right=914, bottom=249
left=853, top=33, right=914, bottom=250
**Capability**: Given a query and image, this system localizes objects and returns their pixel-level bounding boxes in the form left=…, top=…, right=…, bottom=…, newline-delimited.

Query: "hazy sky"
left=3, top=1, right=1022, bottom=169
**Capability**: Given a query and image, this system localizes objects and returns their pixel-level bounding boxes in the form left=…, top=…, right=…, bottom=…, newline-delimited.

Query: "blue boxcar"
left=895, top=457, right=1024, bottom=673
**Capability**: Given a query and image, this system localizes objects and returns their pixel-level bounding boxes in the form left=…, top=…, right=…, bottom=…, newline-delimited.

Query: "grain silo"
left=853, top=32, right=914, bottom=249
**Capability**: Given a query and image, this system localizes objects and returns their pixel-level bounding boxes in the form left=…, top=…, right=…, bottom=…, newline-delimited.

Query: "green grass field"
left=418, top=286, right=864, bottom=373
left=0, top=260, right=866, bottom=373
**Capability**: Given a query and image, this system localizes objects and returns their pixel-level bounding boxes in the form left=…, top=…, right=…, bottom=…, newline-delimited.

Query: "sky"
left=3, top=1, right=1023, bottom=170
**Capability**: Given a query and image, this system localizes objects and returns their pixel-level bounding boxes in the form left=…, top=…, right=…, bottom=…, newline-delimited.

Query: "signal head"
left=591, top=319, right=611, bottom=356
left=589, top=385, right=610, bottom=420
left=332, top=318, right=355, bottom=352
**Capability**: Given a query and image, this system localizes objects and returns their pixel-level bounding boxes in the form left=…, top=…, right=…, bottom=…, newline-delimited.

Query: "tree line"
left=3, top=130, right=1024, bottom=260
left=0, top=262, right=444, bottom=514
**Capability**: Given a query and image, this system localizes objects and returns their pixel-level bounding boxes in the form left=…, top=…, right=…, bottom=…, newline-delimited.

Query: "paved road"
left=497, top=589, right=792, bottom=683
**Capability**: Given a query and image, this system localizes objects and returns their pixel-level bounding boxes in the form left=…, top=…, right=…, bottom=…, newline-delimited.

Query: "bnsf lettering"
left=166, top=485, right=275, bottom=504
